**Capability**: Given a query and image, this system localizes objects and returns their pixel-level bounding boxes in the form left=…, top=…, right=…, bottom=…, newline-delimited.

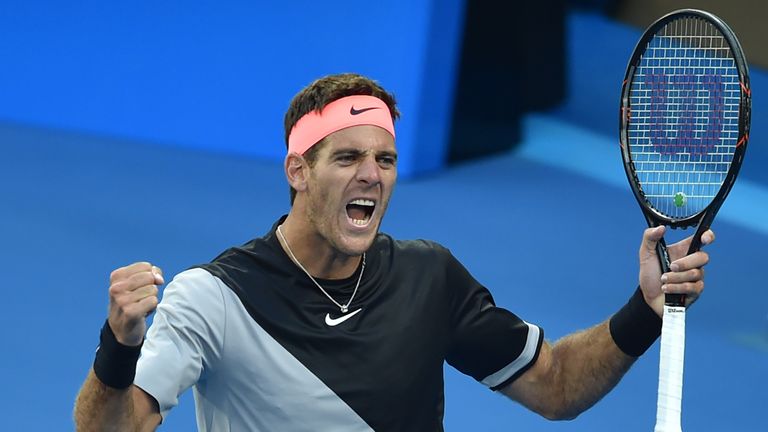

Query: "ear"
left=285, top=152, right=308, bottom=192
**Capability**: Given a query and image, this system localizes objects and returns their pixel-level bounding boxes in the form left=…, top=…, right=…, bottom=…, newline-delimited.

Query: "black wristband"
left=93, top=319, right=143, bottom=389
left=609, top=287, right=662, bottom=357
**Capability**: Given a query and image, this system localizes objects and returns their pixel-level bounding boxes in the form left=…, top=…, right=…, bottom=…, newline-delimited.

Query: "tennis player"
left=74, top=73, right=713, bottom=431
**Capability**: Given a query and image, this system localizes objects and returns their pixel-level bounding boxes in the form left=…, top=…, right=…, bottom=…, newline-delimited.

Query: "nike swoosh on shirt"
left=325, top=308, right=362, bottom=326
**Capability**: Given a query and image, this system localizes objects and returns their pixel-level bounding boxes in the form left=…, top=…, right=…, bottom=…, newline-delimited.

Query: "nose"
left=356, top=155, right=381, bottom=185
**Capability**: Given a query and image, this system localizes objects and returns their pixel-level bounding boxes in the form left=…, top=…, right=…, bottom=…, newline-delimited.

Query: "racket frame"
left=617, top=9, right=751, bottom=431
left=619, top=8, right=751, bottom=279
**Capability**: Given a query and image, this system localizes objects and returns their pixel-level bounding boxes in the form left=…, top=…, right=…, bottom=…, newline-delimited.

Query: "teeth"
left=349, top=199, right=375, bottom=207
left=348, top=199, right=374, bottom=226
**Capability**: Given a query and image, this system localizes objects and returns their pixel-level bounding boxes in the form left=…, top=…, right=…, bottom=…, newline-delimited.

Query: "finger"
left=110, top=262, right=153, bottom=283
left=111, top=283, right=158, bottom=308
left=151, top=265, right=165, bottom=285
left=661, top=280, right=704, bottom=297
left=122, top=294, right=160, bottom=319
left=667, top=235, right=696, bottom=261
left=669, top=229, right=716, bottom=257
left=109, top=271, right=157, bottom=300
left=111, top=284, right=160, bottom=323
left=124, top=284, right=159, bottom=303
left=138, top=295, right=160, bottom=315
left=701, top=229, right=715, bottom=246
left=641, top=226, right=666, bottom=255
left=669, top=250, right=710, bottom=272
left=661, top=268, right=704, bottom=285
left=126, top=270, right=160, bottom=291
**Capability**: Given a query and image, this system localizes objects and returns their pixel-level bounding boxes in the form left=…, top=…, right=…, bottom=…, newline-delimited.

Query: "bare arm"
left=501, top=321, right=633, bottom=420
left=74, top=371, right=161, bottom=432
left=502, top=227, right=714, bottom=420
left=73, top=262, right=164, bottom=431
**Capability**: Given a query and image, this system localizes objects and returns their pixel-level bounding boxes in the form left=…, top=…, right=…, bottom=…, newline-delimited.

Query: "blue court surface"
left=2, top=10, right=766, bottom=432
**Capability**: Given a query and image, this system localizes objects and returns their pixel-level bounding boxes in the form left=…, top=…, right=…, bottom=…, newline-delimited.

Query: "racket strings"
left=627, top=16, right=740, bottom=219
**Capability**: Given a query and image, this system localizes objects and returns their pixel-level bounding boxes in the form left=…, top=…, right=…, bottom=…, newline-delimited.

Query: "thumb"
left=640, top=226, right=665, bottom=258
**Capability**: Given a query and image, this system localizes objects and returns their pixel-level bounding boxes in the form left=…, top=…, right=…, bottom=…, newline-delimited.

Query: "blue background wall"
left=1, top=4, right=765, bottom=431
left=0, top=0, right=464, bottom=177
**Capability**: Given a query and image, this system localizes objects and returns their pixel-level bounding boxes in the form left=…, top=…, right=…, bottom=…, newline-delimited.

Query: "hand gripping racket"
left=619, top=9, right=750, bottom=432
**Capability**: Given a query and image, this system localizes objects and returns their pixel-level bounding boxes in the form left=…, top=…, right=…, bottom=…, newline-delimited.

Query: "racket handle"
left=654, top=305, right=686, bottom=432
left=656, top=238, right=686, bottom=307
left=656, top=237, right=672, bottom=274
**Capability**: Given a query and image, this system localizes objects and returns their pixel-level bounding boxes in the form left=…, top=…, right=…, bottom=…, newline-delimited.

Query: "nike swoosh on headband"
left=325, top=308, right=363, bottom=326
left=349, top=106, right=380, bottom=115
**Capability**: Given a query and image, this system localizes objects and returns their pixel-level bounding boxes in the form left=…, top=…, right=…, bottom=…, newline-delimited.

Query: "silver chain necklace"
left=276, top=225, right=364, bottom=313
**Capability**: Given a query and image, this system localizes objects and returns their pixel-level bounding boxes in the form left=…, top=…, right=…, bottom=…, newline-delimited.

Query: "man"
left=74, top=73, right=712, bottom=431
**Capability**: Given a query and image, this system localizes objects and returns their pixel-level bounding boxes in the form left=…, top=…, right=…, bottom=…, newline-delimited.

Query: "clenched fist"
left=107, top=262, right=164, bottom=346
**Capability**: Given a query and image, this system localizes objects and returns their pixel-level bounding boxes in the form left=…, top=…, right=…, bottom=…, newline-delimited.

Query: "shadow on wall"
left=612, top=0, right=768, bottom=69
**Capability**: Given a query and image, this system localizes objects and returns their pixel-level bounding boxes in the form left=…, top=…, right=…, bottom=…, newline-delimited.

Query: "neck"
left=277, top=216, right=361, bottom=280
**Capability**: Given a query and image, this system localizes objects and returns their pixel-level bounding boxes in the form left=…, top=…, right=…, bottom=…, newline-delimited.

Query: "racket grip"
left=654, top=305, right=686, bottom=432
left=656, top=239, right=672, bottom=274
left=657, top=237, right=686, bottom=308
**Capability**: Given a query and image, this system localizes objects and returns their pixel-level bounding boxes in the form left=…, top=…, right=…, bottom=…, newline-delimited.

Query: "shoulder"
left=168, top=267, right=223, bottom=290
left=372, top=233, right=458, bottom=275
left=160, top=268, right=228, bottom=311
left=377, top=232, right=451, bottom=257
left=205, top=236, right=273, bottom=266
left=192, top=236, right=282, bottom=287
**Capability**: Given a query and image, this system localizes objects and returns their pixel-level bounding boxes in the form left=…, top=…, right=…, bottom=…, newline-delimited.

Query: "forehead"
left=321, top=124, right=396, bottom=153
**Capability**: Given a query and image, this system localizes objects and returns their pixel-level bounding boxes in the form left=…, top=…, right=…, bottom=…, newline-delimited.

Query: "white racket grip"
left=654, top=305, right=686, bottom=432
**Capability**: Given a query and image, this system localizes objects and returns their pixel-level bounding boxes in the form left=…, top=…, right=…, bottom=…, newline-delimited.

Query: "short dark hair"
left=283, top=73, right=399, bottom=204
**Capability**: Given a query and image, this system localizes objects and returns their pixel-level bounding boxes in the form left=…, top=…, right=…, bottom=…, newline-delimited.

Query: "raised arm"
left=74, top=262, right=164, bottom=431
left=502, top=227, right=713, bottom=420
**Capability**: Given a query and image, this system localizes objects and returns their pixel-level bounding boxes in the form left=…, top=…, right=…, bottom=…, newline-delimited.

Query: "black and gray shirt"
left=135, top=219, right=543, bottom=431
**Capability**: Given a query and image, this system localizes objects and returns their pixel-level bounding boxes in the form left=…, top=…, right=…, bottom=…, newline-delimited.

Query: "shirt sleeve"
left=443, top=251, right=544, bottom=391
left=134, top=268, right=226, bottom=419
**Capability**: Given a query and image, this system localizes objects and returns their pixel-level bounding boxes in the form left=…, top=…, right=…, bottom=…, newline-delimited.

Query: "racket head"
left=619, top=9, right=751, bottom=229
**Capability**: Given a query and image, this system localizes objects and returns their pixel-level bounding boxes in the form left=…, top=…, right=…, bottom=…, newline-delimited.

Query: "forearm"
left=546, top=321, right=635, bottom=419
left=75, top=263, right=163, bottom=431
left=502, top=320, right=635, bottom=420
left=74, top=369, right=142, bottom=432
left=508, top=287, right=663, bottom=419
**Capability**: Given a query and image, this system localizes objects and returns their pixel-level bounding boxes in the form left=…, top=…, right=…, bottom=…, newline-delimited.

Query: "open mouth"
left=346, top=199, right=375, bottom=226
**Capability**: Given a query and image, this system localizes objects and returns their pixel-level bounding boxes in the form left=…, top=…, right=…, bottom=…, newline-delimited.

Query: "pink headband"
left=287, top=95, right=395, bottom=155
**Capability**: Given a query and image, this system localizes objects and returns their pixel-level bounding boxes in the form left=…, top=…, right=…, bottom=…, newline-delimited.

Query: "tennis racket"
left=619, top=9, right=750, bottom=432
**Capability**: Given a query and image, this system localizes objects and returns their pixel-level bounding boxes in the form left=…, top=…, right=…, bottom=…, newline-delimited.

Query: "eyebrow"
left=330, top=148, right=398, bottom=160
